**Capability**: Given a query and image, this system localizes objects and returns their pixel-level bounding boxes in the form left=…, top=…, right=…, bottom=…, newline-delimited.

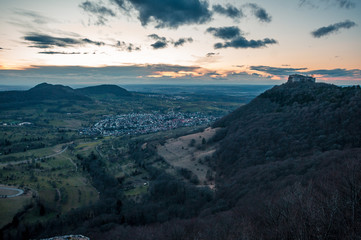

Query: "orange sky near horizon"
left=0, top=0, right=360, bottom=85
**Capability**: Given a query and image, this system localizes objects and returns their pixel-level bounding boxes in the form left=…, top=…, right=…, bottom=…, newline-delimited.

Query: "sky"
left=0, top=0, right=360, bottom=86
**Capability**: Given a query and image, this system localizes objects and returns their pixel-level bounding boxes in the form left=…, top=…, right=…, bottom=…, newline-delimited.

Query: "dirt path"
left=56, top=188, right=61, bottom=203
left=67, top=157, right=78, bottom=171
left=95, top=146, right=105, bottom=158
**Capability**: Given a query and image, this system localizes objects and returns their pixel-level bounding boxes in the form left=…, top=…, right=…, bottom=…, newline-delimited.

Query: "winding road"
left=0, top=186, right=24, bottom=198
left=0, top=145, right=68, bottom=167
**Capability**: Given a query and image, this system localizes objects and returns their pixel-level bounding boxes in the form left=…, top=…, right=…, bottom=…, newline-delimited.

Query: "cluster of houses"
left=80, top=112, right=219, bottom=136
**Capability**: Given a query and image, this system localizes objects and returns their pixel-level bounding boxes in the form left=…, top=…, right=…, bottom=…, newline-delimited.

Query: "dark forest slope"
left=213, top=81, right=361, bottom=205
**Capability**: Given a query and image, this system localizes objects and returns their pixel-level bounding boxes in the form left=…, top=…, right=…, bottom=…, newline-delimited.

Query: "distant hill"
left=76, top=84, right=131, bottom=97
left=0, top=83, right=132, bottom=109
left=0, top=83, right=90, bottom=104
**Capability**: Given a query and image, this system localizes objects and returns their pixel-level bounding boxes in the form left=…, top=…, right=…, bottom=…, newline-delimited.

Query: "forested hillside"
left=207, top=81, right=361, bottom=239
left=213, top=81, right=361, bottom=202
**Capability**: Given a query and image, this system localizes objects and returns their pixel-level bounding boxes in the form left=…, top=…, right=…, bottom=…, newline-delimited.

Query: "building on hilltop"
left=288, top=74, right=316, bottom=83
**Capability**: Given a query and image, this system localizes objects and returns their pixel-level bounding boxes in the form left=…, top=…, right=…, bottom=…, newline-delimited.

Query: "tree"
left=189, top=139, right=196, bottom=147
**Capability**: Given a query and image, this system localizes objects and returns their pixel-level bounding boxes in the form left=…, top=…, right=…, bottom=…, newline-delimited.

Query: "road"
left=0, top=145, right=68, bottom=167
left=0, top=186, right=24, bottom=198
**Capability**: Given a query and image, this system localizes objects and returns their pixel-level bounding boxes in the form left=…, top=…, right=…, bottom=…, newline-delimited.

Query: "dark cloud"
left=151, top=41, right=168, bottom=49
left=250, top=66, right=308, bottom=75
left=207, top=26, right=277, bottom=49
left=174, top=38, right=193, bottom=47
left=116, top=41, right=141, bottom=52
left=212, top=4, right=243, bottom=20
left=112, top=0, right=212, bottom=28
left=23, top=33, right=106, bottom=49
left=148, top=34, right=166, bottom=41
left=206, top=52, right=218, bottom=57
left=38, top=51, right=82, bottom=54
left=148, top=34, right=168, bottom=49
left=0, top=47, right=3, bottom=50
left=24, top=34, right=82, bottom=48
left=111, top=0, right=132, bottom=11
left=82, top=38, right=106, bottom=46
left=148, top=34, right=193, bottom=49
left=215, top=37, right=277, bottom=49
left=79, top=0, right=116, bottom=25
left=311, top=20, right=357, bottom=38
left=206, top=26, right=241, bottom=40
left=246, top=3, right=272, bottom=23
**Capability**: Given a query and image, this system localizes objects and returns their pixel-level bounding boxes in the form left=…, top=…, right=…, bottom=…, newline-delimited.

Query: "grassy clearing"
left=75, top=141, right=100, bottom=151
left=125, top=185, right=148, bottom=197
left=157, top=127, right=218, bottom=184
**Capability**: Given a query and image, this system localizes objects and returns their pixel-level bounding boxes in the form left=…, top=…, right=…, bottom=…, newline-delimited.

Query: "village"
left=79, top=111, right=219, bottom=136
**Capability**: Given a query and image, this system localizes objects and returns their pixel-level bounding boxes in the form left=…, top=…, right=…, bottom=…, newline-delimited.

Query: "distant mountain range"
left=0, top=83, right=131, bottom=105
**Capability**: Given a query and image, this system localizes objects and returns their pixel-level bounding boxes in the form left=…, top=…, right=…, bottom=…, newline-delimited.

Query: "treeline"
left=88, top=153, right=361, bottom=240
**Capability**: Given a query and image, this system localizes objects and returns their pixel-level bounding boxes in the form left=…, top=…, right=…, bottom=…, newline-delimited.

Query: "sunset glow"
left=0, top=0, right=360, bottom=85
